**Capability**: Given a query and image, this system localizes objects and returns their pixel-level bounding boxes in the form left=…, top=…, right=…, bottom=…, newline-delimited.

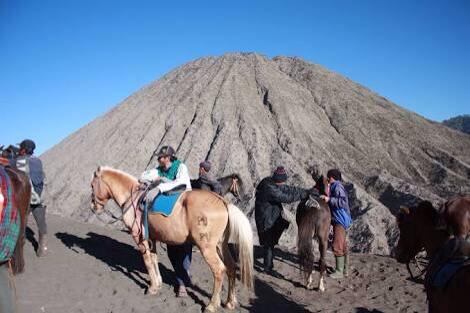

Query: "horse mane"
left=99, top=166, right=138, bottom=190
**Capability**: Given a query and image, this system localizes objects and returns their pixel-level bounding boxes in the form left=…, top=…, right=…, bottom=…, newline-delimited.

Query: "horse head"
left=90, top=166, right=111, bottom=214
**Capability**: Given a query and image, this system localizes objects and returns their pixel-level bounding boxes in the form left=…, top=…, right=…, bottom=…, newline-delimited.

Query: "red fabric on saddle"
left=0, top=168, right=11, bottom=222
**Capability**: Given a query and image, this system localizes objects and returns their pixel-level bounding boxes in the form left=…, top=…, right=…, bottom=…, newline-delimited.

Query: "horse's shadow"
left=55, top=232, right=173, bottom=290
left=243, top=278, right=311, bottom=312
left=55, top=232, right=212, bottom=307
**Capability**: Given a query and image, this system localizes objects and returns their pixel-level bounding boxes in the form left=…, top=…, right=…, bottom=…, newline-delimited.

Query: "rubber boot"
left=37, top=234, right=48, bottom=257
left=344, top=253, right=349, bottom=277
left=329, top=256, right=344, bottom=279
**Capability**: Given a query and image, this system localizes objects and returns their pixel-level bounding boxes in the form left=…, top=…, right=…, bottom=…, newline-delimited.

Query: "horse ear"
left=95, top=166, right=102, bottom=178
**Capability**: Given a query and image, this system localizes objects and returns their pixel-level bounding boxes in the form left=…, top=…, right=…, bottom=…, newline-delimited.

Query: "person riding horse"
left=140, top=145, right=193, bottom=297
left=193, top=161, right=223, bottom=195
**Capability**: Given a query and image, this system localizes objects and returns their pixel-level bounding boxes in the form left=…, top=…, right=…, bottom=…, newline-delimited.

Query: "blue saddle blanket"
left=432, top=259, right=469, bottom=288
left=149, top=192, right=182, bottom=216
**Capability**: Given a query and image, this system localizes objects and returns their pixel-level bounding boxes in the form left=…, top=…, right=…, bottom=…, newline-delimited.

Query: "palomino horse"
left=90, top=166, right=253, bottom=312
left=296, top=173, right=331, bottom=291
left=0, top=162, right=31, bottom=274
left=395, top=199, right=470, bottom=313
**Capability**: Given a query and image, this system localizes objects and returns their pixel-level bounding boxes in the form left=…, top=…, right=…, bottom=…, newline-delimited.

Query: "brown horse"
left=296, top=173, right=331, bottom=291
left=395, top=198, right=470, bottom=265
left=437, top=196, right=470, bottom=238
left=395, top=199, right=470, bottom=313
left=90, top=166, right=253, bottom=312
left=191, top=173, right=243, bottom=199
left=1, top=164, right=31, bottom=274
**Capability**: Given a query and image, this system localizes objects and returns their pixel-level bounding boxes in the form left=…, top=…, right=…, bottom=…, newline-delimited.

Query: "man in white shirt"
left=140, top=145, right=192, bottom=297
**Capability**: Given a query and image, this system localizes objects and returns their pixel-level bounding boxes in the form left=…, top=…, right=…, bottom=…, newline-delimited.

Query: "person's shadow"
left=25, top=226, right=39, bottom=253
left=253, top=245, right=329, bottom=289
left=243, top=277, right=311, bottom=312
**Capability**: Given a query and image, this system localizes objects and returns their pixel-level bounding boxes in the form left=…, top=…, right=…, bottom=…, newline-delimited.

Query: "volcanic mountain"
left=41, top=53, right=470, bottom=254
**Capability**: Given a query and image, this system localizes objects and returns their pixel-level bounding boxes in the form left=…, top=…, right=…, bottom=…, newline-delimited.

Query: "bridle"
left=91, top=174, right=141, bottom=224
left=229, top=176, right=240, bottom=198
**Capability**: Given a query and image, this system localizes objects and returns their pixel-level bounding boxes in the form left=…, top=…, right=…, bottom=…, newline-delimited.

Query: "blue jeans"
left=167, top=243, right=192, bottom=287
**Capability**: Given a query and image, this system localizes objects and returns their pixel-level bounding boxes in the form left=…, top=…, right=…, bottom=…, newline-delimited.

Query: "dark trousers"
left=263, top=245, right=274, bottom=271
left=259, top=217, right=289, bottom=271
left=30, top=204, right=47, bottom=236
left=167, top=243, right=192, bottom=287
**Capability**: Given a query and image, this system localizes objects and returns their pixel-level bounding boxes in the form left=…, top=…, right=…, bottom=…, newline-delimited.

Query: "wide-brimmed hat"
left=156, top=146, right=175, bottom=158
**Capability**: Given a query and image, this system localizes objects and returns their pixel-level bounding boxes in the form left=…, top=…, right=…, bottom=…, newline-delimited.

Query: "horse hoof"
left=204, top=304, right=218, bottom=312
left=147, top=286, right=159, bottom=295
left=224, top=300, right=237, bottom=310
left=306, top=283, right=315, bottom=290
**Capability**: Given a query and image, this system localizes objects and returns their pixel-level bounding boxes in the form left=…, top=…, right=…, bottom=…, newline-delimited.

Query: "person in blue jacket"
left=320, top=169, right=352, bottom=279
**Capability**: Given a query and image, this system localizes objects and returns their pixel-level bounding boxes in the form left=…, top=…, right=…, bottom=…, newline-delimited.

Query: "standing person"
left=140, top=145, right=192, bottom=297
left=195, top=161, right=222, bottom=195
left=320, top=169, right=352, bottom=279
left=254, top=166, right=313, bottom=276
left=16, top=139, right=47, bottom=257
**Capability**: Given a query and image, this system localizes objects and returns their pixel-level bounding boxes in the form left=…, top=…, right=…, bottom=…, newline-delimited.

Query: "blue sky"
left=1, top=0, right=469, bottom=155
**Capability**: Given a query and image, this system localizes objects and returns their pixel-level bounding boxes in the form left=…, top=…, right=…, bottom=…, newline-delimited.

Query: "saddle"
left=425, top=237, right=470, bottom=289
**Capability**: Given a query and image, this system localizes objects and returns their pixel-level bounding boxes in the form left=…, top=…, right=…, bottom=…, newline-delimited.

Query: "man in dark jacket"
left=195, top=161, right=222, bottom=195
left=16, top=139, right=47, bottom=257
left=255, top=166, right=312, bottom=275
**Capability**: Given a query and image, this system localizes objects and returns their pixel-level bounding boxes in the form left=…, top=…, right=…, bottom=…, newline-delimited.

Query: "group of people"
left=140, top=145, right=353, bottom=296
left=254, top=166, right=352, bottom=279
left=1, top=140, right=352, bottom=307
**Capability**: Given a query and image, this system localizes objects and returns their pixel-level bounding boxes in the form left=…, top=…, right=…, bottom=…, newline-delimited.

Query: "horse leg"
left=220, top=242, right=237, bottom=310
left=200, top=244, right=226, bottom=312
left=138, top=240, right=160, bottom=295
left=317, top=235, right=327, bottom=292
left=150, top=240, right=162, bottom=287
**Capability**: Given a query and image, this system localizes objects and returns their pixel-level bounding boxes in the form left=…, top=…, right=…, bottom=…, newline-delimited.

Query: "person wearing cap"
left=194, top=161, right=222, bottom=195
left=254, top=166, right=313, bottom=276
left=320, top=169, right=352, bottom=279
left=139, top=145, right=192, bottom=297
left=15, top=139, right=47, bottom=257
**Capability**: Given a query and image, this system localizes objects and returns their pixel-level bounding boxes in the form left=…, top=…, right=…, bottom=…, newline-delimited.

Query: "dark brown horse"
left=191, top=173, right=243, bottom=199
left=437, top=196, right=470, bottom=239
left=395, top=199, right=470, bottom=313
left=1, top=163, right=31, bottom=274
left=395, top=198, right=470, bottom=265
left=296, top=173, right=331, bottom=291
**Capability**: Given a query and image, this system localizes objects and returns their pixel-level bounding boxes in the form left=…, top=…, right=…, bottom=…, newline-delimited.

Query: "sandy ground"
left=15, top=214, right=427, bottom=313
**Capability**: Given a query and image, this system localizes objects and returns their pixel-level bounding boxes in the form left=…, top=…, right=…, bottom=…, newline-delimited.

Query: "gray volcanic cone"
left=41, top=53, right=470, bottom=254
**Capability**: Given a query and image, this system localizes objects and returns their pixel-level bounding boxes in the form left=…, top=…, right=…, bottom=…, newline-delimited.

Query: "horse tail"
left=227, top=203, right=254, bottom=290
left=297, top=205, right=316, bottom=280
